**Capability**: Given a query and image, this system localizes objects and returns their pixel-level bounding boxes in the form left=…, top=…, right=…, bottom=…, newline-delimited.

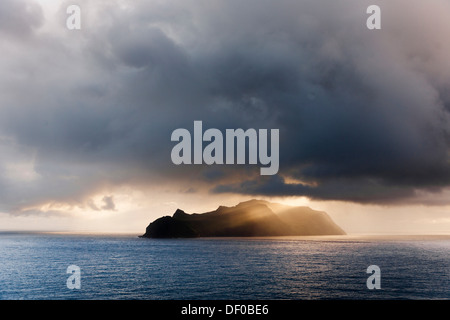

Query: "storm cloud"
left=1, top=0, right=450, bottom=215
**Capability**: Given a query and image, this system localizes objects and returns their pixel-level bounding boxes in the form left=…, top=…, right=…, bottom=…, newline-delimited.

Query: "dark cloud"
left=213, top=175, right=416, bottom=204
left=1, top=0, right=450, bottom=213
left=101, top=196, right=116, bottom=211
left=0, top=0, right=43, bottom=38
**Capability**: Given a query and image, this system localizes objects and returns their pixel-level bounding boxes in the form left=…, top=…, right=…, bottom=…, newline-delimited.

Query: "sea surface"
left=0, top=232, right=448, bottom=300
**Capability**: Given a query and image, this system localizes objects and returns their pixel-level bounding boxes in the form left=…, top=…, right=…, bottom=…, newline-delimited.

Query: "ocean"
left=0, top=233, right=448, bottom=300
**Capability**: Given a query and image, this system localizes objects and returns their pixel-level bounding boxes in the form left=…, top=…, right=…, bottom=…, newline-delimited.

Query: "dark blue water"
left=0, top=233, right=448, bottom=300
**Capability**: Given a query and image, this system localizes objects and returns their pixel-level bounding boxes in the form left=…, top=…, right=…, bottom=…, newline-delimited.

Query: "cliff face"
left=141, top=199, right=346, bottom=238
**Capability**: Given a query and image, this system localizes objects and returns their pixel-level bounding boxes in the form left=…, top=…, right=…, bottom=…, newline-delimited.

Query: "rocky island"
left=141, top=199, right=345, bottom=238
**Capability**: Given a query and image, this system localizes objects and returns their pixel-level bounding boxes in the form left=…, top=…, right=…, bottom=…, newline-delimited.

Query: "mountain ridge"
left=141, top=199, right=346, bottom=238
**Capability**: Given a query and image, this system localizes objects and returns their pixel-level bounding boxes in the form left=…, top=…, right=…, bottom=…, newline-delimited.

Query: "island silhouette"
left=141, top=199, right=346, bottom=238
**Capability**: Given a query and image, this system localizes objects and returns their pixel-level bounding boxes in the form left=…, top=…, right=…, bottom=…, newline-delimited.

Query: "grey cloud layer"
left=1, top=0, right=450, bottom=213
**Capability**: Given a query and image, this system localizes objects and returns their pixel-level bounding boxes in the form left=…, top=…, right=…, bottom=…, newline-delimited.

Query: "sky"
left=1, top=0, right=450, bottom=234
